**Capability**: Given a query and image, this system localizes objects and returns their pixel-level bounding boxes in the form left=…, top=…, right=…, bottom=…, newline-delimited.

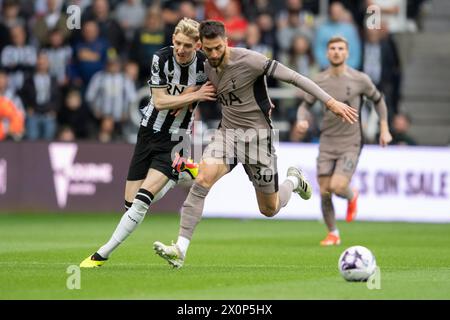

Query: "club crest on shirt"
left=196, top=70, right=207, bottom=83
left=231, top=79, right=237, bottom=90
left=152, top=60, right=159, bottom=74
left=346, top=86, right=351, bottom=96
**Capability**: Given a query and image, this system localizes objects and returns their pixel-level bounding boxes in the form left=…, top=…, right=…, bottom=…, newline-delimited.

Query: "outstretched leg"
left=80, top=169, right=169, bottom=268
left=153, top=159, right=229, bottom=268
left=255, top=166, right=312, bottom=218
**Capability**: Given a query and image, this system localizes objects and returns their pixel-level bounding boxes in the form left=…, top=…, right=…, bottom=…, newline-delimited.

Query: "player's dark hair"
left=199, top=20, right=225, bottom=41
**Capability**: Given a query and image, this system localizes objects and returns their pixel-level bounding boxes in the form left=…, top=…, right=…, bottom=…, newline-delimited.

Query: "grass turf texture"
left=0, top=213, right=449, bottom=299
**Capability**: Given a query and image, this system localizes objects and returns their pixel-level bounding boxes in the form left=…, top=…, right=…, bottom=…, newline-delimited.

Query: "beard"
left=208, top=51, right=226, bottom=68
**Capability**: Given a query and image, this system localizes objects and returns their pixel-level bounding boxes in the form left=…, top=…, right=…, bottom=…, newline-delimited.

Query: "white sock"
left=97, top=200, right=148, bottom=258
left=152, top=179, right=176, bottom=203
left=330, top=229, right=340, bottom=237
left=176, top=236, right=190, bottom=257
left=287, top=176, right=299, bottom=189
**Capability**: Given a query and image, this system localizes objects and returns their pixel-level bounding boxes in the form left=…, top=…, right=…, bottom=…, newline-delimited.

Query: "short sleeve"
left=195, top=51, right=208, bottom=86
left=148, top=53, right=167, bottom=88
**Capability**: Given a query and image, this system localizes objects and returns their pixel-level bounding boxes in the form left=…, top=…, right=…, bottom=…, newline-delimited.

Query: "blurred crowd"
left=0, top=0, right=428, bottom=145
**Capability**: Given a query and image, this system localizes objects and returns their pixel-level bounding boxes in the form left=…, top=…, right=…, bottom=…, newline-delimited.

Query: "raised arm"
left=267, top=61, right=358, bottom=124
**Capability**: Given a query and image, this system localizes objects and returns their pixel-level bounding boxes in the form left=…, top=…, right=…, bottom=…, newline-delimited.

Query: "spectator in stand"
left=276, top=1, right=314, bottom=54
left=220, top=0, right=248, bottom=47
left=280, top=33, right=317, bottom=78
left=363, top=23, right=402, bottom=122
left=255, top=11, right=279, bottom=59
left=277, top=0, right=315, bottom=32
left=129, top=5, right=165, bottom=85
left=1, top=0, right=26, bottom=29
left=330, top=0, right=367, bottom=28
left=237, top=23, right=273, bottom=59
left=241, top=0, right=275, bottom=21
left=278, top=33, right=317, bottom=122
left=20, top=52, right=61, bottom=140
left=56, top=125, right=76, bottom=141
left=58, top=87, right=94, bottom=139
left=178, top=0, right=199, bottom=20
left=206, top=0, right=248, bottom=47
left=0, top=96, right=24, bottom=141
left=124, top=60, right=139, bottom=84
left=114, top=0, right=146, bottom=42
left=69, top=19, right=110, bottom=89
left=1, top=24, right=37, bottom=91
left=33, top=0, right=70, bottom=47
left=42, top=28, right=72, bottom=87
left=390, top=113, right=417, bottom=146
left=0, top=69, right=24, bottom=113
left=407, top=0, right=428, bottom=31
left=314, top=1, right=361, bottom=70
left=82, top=0, right=126, bottom=54
left=161, top=1, right=180, bottom=46
left=63, top=0, right=92, bottom=13
left=85, top=55, right=136, bottom=142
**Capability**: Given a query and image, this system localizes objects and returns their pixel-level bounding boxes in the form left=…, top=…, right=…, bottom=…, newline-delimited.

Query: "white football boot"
left=153, top=241, right=185, bottom=269
left=287, top=166, right=312, bottom=200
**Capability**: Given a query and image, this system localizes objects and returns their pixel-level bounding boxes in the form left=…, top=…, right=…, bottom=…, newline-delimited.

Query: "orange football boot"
left=320, top=233, right=341, bottom=246
left=346, top=188, right=359, bottom=222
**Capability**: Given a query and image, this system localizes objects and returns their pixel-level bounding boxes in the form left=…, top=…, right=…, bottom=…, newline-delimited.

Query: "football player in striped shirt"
left=80, top=18, right=216, bottom=268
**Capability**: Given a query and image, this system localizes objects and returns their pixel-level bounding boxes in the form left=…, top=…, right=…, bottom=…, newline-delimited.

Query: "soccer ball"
left=338, top=246, right=377, bottom=282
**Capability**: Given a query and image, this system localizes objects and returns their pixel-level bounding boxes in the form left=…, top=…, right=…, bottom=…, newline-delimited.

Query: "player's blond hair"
left=174, top=18, right=200, bottom=42
left=327, top=36, right=349, bottom=48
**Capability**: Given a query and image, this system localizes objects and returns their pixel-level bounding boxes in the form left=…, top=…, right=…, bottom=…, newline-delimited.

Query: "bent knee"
left=259, top=205, right=278, bottom=218
left=329, top=184, right=347, bottom=196
left=194, top=174, right=215, bottom=189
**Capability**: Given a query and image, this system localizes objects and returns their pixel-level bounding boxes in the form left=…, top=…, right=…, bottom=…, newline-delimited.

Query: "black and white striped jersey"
left=86, top=71, right=137, bottom=121
left=141, top=46, right=207, bottom=134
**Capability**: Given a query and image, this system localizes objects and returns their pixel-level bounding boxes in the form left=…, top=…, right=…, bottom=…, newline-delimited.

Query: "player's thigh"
left=196, top=158, right=229, bottom=188
left=334, top=151, right=359, bottom=178
left=330, top=151, right=359, bottom=192
left=140, top=168, right=170, bottom=195
left=244, top=160, right=279, bottom=210
left=329, top=174, right=351, bottom=194
left=317, top=150, right=337, bottom=178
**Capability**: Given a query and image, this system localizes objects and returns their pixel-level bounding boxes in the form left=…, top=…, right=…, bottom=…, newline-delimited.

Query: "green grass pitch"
left=0, top=213, right=449, bottom=299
